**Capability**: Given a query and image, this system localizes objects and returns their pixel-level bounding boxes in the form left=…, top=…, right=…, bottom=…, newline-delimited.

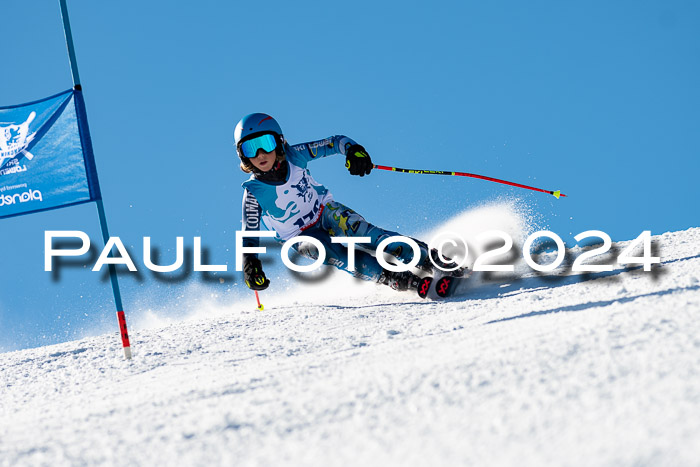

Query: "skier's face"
left=249, top=147, right=277, bottom=172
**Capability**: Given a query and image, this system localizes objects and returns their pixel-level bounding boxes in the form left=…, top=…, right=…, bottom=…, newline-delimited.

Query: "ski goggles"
left=239, top=133, right=278, bottom=159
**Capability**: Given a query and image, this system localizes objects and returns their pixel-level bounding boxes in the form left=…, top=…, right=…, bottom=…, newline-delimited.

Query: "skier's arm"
left=241, top=189, right=262, bottom=255
left=289, top=135, right=373, bottom=176
left=241, top=189, right=269, bottom=290
left=289, top=135, right=357, bottom=162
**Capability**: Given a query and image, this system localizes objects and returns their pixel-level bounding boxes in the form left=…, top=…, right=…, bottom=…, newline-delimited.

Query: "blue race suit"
left=240, top=135, right=427, bottom=282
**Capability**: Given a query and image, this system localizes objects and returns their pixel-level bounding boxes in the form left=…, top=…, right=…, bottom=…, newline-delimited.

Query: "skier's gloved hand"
left=345, top=144, right=373, bottom=177
left=243, top=256, right=270, bottom=291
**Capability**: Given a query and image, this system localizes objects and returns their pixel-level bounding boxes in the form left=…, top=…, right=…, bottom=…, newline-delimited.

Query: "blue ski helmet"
left=234, top=113, right=285, bottom=160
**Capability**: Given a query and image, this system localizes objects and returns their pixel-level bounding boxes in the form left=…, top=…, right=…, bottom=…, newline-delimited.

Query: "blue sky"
left=1, top=0, right=698, bottom=351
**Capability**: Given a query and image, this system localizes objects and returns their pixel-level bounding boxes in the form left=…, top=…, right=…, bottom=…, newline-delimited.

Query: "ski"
left=426, top=270, right=472, bottom=300
left=416, top=276, right=433, bottom=299
left=434, top=275, right=458, bottom=298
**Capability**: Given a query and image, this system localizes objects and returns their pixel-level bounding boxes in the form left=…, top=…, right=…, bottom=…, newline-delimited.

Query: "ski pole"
left=373, top=164, right=566, bottom=199
left=254, top=291, right=264, bottom=311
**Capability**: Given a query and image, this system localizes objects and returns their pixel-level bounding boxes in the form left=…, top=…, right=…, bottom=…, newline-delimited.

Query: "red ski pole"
left=373, top=164, right=566, bottom=199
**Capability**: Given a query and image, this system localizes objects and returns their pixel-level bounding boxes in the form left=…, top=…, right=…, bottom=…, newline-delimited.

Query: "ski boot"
left=379, top=269, right=433, bottom=299
left=417, top=248, right=468, bottom=277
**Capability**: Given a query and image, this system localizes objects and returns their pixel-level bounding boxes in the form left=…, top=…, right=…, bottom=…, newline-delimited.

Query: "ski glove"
left=243, top=256, right=270, bottom=291
left=345, top=144, right=373, bottom=177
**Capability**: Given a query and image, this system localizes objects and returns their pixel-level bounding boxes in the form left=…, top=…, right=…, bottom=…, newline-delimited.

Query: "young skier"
left=235, top=113, right=463, bottom=296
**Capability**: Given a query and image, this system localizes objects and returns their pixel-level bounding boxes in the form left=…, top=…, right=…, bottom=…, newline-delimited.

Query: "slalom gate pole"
left=254, top=291, right=264, bottom=311
left=373, top=164, right=566, bottom=199
left=96, top=200, right=132, bottom=359
left=59, top=0, right=132, bottom=359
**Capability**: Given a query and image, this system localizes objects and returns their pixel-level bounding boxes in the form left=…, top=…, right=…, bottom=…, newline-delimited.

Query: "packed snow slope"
left=1, top=221, right=699, bottom=465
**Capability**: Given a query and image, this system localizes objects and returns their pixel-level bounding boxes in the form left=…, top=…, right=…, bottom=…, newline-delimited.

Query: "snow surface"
left=1, top=219, right=699, bottom=466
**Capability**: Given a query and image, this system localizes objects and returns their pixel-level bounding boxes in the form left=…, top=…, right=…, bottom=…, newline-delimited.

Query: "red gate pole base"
left=116, top=310, right=132, bottom=359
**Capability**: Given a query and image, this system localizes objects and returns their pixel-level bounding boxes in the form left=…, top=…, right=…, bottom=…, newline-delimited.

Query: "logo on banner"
left=0, top=111, right=36, bottom=175
left=0, top=188, right=43, bottom=207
